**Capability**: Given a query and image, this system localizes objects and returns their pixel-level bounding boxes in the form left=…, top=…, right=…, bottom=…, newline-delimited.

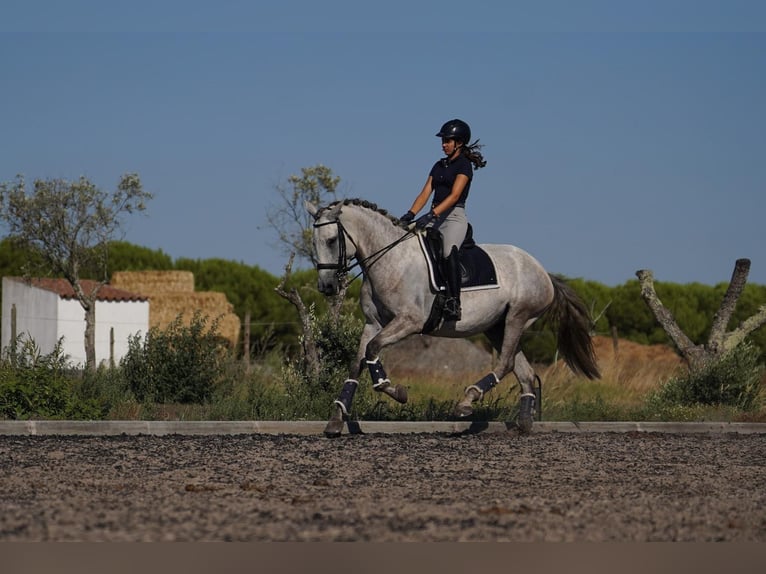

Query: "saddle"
left=420, top=224, right=498, bottom=292
left=418, top=225, right=499, bottom=333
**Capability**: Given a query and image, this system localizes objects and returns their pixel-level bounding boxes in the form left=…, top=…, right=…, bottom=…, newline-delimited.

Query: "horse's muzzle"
left=317, top=277, right=339, bottom=296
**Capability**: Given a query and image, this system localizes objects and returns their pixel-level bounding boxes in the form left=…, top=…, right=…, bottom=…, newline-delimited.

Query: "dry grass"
left=540, top=336, right=686, bottom=412
left=381, top=336, right=686, bottom=410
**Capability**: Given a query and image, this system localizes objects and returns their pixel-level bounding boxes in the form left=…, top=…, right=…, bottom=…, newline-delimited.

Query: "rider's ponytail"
left=463, top=140, right=487, bottom=169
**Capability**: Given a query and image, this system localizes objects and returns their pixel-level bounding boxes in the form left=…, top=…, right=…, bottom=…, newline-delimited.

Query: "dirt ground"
left=1, top=430, right=764, bottom=542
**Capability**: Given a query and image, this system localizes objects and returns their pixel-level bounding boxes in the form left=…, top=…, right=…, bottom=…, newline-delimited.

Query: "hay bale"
left=112, top=271, right=195, bottom=294
left=111, top=271, right=240, bottom=348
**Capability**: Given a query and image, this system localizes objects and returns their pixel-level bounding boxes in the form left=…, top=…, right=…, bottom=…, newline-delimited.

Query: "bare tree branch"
left=722, top=304, right=766, bottom=352
left=635, top=269, right=697, bottom=353
left=637, top=259, right=764, bottom=373
left=274, top=252, right=320, bottom=381
left=709, top=258, right=750, bottom=352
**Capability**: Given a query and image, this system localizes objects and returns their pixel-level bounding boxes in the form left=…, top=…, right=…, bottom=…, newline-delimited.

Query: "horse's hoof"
left=454, top=402, right=474, bottom=418
left=517, top=415, right=534, bottom=434
left=324, top=407, right=345, bottom=438
left=453, top=388, right=480, bottom=417
left=323, top=418, right=344, bottom=438
left=392, top=384, right=408, bottom=404
left=375, top=382, right=408, bottom=404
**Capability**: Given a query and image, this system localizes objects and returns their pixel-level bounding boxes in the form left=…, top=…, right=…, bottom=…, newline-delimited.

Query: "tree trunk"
left=83, top=302, right=97, bottom=369
left=636, top=259, right=766, bottom=373
left=275, top=253, right=321, bottom=381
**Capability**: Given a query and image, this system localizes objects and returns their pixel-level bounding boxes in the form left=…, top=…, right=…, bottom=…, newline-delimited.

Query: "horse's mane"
left=322, top=198, right=401, bottom=226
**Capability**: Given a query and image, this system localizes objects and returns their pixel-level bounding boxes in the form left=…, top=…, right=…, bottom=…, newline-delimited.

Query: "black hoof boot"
left=324, top=379, right=358, bottom=438
left=518, top=393, right=536, bottom=434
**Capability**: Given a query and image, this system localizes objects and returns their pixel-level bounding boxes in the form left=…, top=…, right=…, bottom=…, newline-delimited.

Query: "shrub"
left=121, top=311, right=231, bottom=403
left=0, top=336, right=103, bottom=419
left=279, top=306, right=365, bottom=419
left=647, top=342, right=763, bottom=412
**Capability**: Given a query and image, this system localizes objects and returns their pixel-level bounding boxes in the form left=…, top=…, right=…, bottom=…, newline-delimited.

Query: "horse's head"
left=306, top=200, right=353, bottom=296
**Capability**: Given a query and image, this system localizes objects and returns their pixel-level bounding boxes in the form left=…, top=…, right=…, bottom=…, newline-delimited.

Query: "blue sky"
left=1, top=2, right=765, bottom=286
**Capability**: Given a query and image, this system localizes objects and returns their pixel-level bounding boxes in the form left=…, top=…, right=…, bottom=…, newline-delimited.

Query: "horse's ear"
left=305, top=200, right=319, bottom=220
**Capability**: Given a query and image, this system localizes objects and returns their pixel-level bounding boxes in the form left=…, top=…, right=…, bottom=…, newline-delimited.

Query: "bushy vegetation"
left=0, top=336, right=104, bottom=419
left=121, top=312, right=230, bottom=403
left=647, top=342, right=763, bottom=412
left=279, top=305, right=367, bottom=419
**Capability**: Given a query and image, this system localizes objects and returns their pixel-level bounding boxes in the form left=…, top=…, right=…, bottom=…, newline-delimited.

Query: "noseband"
left=313, top=216, right=415, bottom=282
left=313, top=219, right=357, bottom=277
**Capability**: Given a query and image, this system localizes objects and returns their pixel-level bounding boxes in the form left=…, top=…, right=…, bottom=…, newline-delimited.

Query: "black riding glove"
left=399, top=211, right=415, bottom=225
left=414, top=209, right=437, bottom=230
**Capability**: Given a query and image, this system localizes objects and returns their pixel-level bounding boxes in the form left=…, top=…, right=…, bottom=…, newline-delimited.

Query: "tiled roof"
left=7, top=277, right=149, bottom=302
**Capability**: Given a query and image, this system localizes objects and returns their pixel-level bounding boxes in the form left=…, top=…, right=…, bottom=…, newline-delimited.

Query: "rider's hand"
left=414, top=210, right=437, bottom=230
left=399, top=211, right=415, bottom=225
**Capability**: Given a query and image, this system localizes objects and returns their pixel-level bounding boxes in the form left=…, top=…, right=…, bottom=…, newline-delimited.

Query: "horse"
left=306, top=198, right=600, bottom=438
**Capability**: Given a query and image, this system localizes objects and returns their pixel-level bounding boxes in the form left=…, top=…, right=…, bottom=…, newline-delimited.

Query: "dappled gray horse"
left=307, top=198, right=600, bottom=438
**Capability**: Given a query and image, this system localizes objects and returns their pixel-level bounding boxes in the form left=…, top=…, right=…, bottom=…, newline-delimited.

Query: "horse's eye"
left=326, top=237, right=337, bottom=247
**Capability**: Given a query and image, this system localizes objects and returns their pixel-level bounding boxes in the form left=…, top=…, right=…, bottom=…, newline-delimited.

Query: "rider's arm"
left=407, top=176, right=434, bottom=215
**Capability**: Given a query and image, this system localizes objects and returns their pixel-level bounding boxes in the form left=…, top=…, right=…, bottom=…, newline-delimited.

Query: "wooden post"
left=243, top=311, right=251, bottom=371
left=10, top=304, right=17, bottom=366
left=110, top=327, right=115, bottom=368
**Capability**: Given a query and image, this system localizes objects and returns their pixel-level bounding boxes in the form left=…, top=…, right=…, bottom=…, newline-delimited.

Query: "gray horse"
left=306, top=198, right=600, bottom=438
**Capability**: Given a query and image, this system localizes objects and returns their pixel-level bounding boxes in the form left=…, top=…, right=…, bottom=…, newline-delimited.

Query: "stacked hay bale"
left=111, top=271, right=240, bottom=348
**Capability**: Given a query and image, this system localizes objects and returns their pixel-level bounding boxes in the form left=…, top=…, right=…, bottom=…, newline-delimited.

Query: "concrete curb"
left=1, top=420, right=765, bottom=436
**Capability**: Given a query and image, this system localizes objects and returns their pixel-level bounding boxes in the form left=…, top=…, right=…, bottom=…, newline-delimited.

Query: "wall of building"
left=1, top=278, right=149, bottom=367
left=1, top=277, right=59, bottom=355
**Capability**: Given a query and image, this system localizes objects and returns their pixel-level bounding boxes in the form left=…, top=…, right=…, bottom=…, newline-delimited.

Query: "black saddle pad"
left=424, top=227, right=498, bottom=290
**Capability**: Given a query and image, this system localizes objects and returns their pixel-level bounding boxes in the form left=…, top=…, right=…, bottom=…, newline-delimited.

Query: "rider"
left=399, top=119, right=487, bottom=321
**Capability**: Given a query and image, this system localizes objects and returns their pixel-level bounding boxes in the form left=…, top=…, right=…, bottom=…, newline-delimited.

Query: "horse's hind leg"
left=455, top=314, right=526, bottom=418
left=513, top=351, right=539, bottom=434
left=367, top=358, right=408, bottom=403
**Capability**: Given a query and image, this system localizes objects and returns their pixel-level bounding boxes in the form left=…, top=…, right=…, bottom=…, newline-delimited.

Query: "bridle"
left=312, top=217, right=415, bottom=283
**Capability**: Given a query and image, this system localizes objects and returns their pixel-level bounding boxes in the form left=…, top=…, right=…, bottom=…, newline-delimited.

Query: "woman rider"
left=399, top=119, right=487, bottom=321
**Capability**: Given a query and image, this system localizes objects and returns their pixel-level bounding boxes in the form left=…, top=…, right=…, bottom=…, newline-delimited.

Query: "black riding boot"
left=442, top=246, right=462, bottom=321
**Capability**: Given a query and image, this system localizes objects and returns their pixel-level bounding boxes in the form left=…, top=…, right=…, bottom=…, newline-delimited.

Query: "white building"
left=1, top=277, right=149, bottom=367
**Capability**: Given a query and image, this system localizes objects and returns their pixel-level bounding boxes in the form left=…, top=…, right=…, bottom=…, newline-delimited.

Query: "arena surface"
left=1, top=425, right=765, bottom=542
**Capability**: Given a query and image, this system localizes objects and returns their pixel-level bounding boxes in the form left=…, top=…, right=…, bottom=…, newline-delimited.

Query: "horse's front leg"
left=324, top=322, right=378, bottom=438
left=364, top=314, right=422, bottom=405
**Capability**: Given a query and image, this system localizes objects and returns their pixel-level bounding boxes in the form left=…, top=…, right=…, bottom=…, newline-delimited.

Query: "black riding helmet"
left=436, top=119, right=471, bottom=144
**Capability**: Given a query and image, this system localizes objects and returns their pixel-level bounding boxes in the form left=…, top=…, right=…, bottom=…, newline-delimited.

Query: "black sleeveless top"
left=429, top=153, right=473, bottom=207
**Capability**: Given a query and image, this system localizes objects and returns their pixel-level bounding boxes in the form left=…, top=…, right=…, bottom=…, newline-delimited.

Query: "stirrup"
left=443, top=297, right=461, bottom=320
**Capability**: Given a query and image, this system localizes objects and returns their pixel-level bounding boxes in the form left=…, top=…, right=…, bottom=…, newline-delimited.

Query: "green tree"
left=0, top=174, right=152, bottom=369
left=104, top=241, right=173, bottom=275
left=264, top=165, right=350, bottom=381
left=264, top=164, right=342, bottom=265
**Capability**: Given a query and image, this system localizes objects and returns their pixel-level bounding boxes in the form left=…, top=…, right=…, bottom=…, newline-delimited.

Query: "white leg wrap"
left=465, top=372, right=500, bottom=400
left=367, top=357, right=391, bottom=389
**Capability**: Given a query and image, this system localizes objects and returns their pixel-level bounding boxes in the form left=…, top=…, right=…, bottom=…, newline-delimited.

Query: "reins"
left=313, top=218, right=417, bottom=283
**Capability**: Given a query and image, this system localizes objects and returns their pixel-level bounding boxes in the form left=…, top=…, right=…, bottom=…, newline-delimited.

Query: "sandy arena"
left=1, top=429, right=765, bottom=542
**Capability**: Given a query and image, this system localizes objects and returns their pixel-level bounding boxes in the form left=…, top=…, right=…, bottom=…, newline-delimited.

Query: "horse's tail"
left=546, top=274, right=601, bottom=379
